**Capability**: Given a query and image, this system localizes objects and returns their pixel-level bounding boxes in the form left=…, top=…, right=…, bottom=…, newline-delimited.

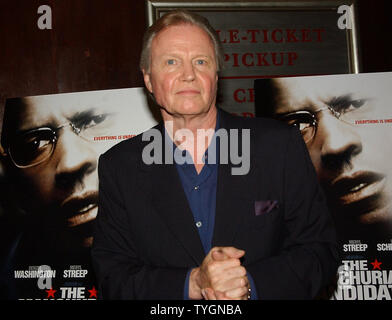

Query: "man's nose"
left=317, top=112, right=362, bottom=171
left=54, top=129, right=97, bottom=189
left=181, top=61, right=196, bottom=81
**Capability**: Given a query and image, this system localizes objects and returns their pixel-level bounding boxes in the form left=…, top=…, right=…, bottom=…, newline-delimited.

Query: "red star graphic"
left=46, top=288, right=56, bottom=299
left=88, top=286, right=98, bottom=298
left=371, top=259, right=382, bottom=270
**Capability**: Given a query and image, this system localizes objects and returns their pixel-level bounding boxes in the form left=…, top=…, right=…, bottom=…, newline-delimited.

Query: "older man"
left=91, top=10, right=338, bottom=300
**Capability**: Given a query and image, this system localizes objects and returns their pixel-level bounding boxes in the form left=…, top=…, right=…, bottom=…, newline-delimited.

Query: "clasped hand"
left=189, top=246, right=250, bottom=300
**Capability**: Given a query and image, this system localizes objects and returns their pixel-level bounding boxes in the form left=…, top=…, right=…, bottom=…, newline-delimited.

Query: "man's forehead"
left=12, top=92, right=113, bottom=130
left=273, top=76, right=366, bottom=112
left=23, top=95, right=97, bottom=115
left=152, top=24, right=215, bottom=55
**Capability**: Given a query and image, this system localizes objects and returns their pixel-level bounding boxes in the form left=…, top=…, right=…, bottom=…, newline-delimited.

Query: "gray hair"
left=139, top=9, right=224, bottom=74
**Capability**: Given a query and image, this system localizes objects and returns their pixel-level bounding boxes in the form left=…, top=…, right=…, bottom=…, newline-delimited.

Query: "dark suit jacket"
left=91, top=109, right=338, bottom=300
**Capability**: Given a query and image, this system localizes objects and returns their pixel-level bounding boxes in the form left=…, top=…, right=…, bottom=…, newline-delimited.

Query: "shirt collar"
left=164, top=110, right=221, bottom=166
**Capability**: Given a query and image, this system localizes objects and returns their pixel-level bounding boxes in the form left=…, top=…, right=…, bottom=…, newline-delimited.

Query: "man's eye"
left=18, top=131, right=53, bottom=153
left=349, top=99, right=366, bottom=110
left=167, top=59, right=176, bottom=65
left=329, top=97, right=366, bottom=113
left=26, top=138, right=50, bottom=151
left=195, top=59, right=206, bottom=65
left=286, top=119, right=312, bottom=131
left=82, top=114, right=109, bottom=129
left=279, top=112, right=314, bottom=128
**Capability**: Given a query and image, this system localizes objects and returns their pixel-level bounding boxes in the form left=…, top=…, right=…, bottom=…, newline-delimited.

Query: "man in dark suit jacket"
left=91, top=10, right=338, bottom=300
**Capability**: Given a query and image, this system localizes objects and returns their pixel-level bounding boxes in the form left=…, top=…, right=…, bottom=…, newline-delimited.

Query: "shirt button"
left=194, top=185, right=199, bottom=190
left=196, top=221, right=202, bottom=228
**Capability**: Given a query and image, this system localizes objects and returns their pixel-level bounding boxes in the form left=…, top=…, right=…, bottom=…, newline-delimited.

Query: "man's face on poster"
left=270, top=75, right=392, bottom=235
left=2, top=93, right=134, bottom=249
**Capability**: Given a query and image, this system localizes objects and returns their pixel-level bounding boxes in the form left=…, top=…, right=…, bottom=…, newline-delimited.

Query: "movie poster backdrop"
left=0, top=87, right=158, bottom=300
left=2, top=72, right=391, bottom=300
left=254, top=72, right=392, bottom=300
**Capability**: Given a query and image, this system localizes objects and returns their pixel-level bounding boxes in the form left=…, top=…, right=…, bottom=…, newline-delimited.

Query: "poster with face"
left=0, top=87, right=158, bottom=300
left=255, top=72, right=392, bottom=300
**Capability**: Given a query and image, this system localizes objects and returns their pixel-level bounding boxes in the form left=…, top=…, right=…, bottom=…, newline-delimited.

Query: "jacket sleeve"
left=247, top=126, right=339, bottom=299
left=91, top=153, right=188, bottom=300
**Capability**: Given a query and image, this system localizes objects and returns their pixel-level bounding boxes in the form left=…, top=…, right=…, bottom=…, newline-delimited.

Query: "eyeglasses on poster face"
left=6, top=113, right=112, bottom=168
left=277, top=98, right=368, bottom=144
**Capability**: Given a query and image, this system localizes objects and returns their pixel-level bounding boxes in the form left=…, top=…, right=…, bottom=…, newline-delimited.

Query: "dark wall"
left=0, top=0, right=391, bottom=101
left=0, top=0, right=146, bottom=101
left=357, top=0, right=392, bottom=73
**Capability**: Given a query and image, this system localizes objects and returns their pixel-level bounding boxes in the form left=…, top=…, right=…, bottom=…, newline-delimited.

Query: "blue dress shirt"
left=176, top=150, right=217, bottom=255
left=165, top=116, right=257, bottom=300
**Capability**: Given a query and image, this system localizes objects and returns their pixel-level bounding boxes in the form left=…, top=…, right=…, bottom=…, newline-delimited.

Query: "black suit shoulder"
left=219, top=109, right=291, bottom=135
left=99, top=124, right=160, bottom=167
left=219, top=110, right=295, bottom=152
left=248, top=116, right=294, bottom=143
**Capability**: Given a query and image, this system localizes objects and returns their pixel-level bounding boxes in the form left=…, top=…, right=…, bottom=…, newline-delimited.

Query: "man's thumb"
left=222, top=247, right=245, bottom=258
left=211, top=249, right=228, bottom=261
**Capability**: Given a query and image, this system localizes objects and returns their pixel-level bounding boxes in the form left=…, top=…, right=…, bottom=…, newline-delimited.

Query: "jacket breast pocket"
left=249, top=200, right=281, bottom=229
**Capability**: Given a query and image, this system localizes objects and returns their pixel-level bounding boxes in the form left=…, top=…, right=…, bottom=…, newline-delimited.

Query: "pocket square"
left=254, top=200, right=279, bottom=216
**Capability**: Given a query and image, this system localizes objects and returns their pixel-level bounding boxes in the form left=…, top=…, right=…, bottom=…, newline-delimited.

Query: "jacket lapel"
left=212, top=111, right=259, bottom=247
left=140, top=123, right=205, bottom=265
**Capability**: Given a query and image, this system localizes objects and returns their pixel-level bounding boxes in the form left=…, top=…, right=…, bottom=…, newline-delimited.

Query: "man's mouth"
left=177, top=89, right=200, bottom=95
left=330, top=171, right=386, bottom=209
left=61, top=191, right=99, bottom=228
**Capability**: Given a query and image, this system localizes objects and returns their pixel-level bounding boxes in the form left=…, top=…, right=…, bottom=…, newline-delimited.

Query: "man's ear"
left=142, top=70, right=153, bottom=93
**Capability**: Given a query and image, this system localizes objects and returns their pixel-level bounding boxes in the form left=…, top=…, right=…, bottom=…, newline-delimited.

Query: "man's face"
left=271, top=75, right=392, bottom=232
left=5, top=94, right=130, bottom=248
left=143, top=24, right=218, bottom=119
